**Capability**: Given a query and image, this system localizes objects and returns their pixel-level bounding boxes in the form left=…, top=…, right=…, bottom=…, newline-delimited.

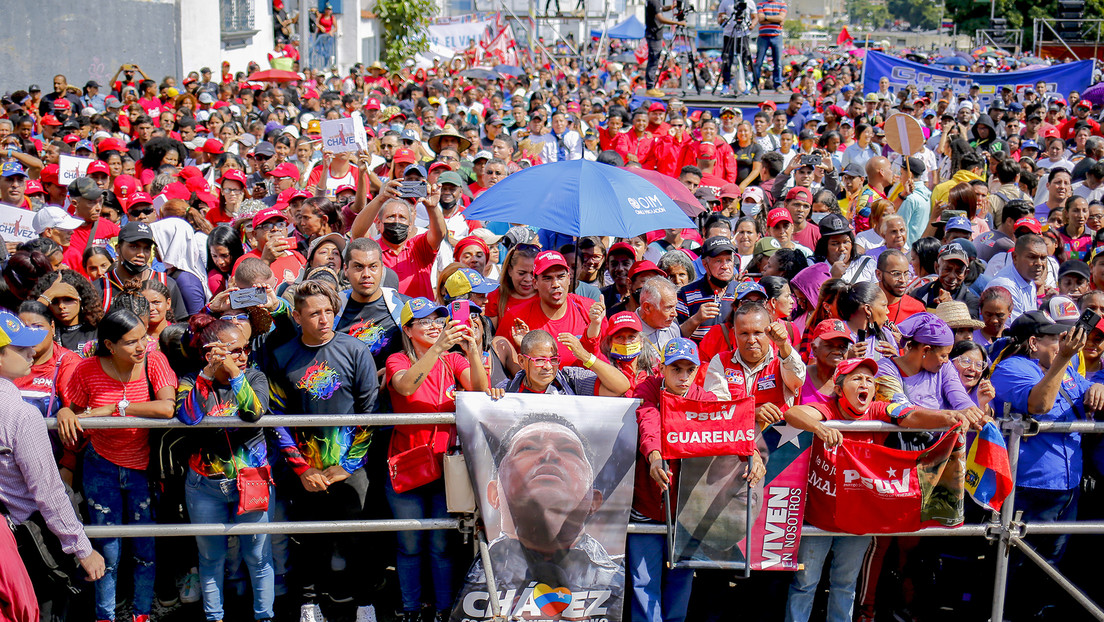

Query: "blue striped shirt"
left=756, top=0, right=786, bottom=37
left=676, top=277, right=737, bottom=341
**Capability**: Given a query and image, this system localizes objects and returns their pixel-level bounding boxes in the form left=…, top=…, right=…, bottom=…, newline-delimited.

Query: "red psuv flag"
left=837, top=26, right=854, bottom=47
left=806, top=426, right=966, bottom=534
left=660, top=393, right=756, bottom=459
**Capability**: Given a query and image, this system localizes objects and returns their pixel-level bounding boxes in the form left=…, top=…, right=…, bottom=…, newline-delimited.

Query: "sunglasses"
left=128, top=207, right=154, bottom=217
left=220, top=313, right=250, bottom=322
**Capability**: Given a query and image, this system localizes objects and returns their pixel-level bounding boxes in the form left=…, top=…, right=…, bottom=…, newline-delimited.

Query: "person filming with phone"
left=232, top=207, right=307, bottom=286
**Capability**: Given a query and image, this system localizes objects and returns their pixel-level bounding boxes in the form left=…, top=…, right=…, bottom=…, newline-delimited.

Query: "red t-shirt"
left=233, top=248, right=307, bottom=285
left=64, top=219, right=121, bottom=277
left=887, top=294, right=926, bottom=325
left=495, top=294, right=605, bottom=368
left=66, top=352, right=178, bottom=470
left=379, top=232, right=437, bottom=299
left=385, top=351, right=470, bottom=465
left=205, top=206, right=236, bottom=227
left=13, top=345, right=80, bottom=406
left=808, top=399, right=896, bottom=445
left=483, top=290, right=535, bottom=319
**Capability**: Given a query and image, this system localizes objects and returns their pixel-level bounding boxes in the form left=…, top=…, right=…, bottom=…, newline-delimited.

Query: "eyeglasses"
left=953, top=355, right=986, bottom=371
left=438, top=155, right=458, bottom=162
left=882, top=270, right=908, bottom=280
left=220, top=313, right=250, bottom=322
left=222, top=187, right=245, bottom=195
left=522, top=354, right=561, bottom=368
left=256, top=221, right=287, bottom=233
left=411, top=317, right=447, bottom=328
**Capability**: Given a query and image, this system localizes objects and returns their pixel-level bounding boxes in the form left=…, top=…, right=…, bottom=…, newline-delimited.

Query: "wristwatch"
left=117, top=399, right=129, bottom=418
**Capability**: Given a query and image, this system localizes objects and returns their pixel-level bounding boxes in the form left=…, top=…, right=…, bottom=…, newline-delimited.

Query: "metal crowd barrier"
left=43, top=414, right=1104, bottom=621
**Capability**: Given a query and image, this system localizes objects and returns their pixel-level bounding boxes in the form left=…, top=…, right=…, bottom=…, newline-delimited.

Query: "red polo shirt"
left=379, top=231, right=436, bottom=299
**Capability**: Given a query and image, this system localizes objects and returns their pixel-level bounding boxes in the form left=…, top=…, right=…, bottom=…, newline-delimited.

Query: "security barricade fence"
left=39, top=413, right=1104, bottom=622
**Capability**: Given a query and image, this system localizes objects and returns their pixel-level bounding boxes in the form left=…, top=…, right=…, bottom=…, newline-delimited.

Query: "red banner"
left=805, top=427, right=965, bottom=534
left=660, top=393, right=756, bottom=459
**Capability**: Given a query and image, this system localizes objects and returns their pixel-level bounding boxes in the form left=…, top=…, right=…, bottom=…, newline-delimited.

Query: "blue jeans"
left=184, top=470, right=275, bottom=621
left=384, top=478, right=453, bottom=612
left=753, top=35, right=783, bottom=89
left=627, top=532, right=694, bottom=622
left=785, top=535, right=872, bottom=622
left=83, top=446, right=156, bottom=621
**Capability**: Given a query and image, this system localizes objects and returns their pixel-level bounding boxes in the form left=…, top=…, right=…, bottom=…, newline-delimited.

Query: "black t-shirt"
left=732, top=142, right=764, bottom=183
left=57, top=323, right=99, bottom=357
left=645, top=0, right=664, bottom=39
left=266, top=332, right=379, bottom=417
left=335, top=292, right=408, bottom=371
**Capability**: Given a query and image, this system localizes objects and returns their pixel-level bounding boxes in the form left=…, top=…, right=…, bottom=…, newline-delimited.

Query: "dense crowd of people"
left=3, top=18, right=1104, bottom=622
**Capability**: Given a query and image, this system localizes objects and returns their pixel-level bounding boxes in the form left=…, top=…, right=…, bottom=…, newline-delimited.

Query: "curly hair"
left=29, top=269, right=104, bottom=327
left=140, top=279, right=175, bottom=324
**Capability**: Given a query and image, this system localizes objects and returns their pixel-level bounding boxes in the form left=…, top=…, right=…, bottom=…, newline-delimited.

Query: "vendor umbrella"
left=464, top=160, right=696, bottom=238
left=461, top=68, right=500, bottom=80
left=933, top=56, right=973, bottom=67
left=620, top=167, right=705, bottom=220
left=245, top=69, right=301, bottom=82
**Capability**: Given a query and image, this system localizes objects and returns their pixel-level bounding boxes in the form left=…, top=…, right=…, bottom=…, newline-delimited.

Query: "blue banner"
left=862, top=51, right=1094, bottom=105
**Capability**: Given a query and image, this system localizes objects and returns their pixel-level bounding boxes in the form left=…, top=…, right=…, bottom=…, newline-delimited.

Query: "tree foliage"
left=845, top=0, right=890, bottom=29
left=943, top=0, right=1103, bottom=39
left=375, top=0, right=438, bottom=72
left=887, top=0, right=942, bottom=30
left=784, top=18, right=807, bottom=39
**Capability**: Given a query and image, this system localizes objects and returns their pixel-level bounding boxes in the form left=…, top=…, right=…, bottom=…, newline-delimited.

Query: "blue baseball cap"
left=1021, top=139, right=1040, bottom=151
left=444, top=267, right=499, bottom=298
left=0, top=310, right=47, bottom=348
left=74, top=139, right=94, bottom=152
left=399, top=297, right=447, bottom=326
left=0, top=162, right=27, bottom=178
left=403, top=163, right=427, bottom=178
left=663, top=338, right=699, bottom=366
left=1009, top=102, right=1024, bottom=112
left=735, top=281, right=767, bottom=300
left=945, top=216, right=973, bottom=233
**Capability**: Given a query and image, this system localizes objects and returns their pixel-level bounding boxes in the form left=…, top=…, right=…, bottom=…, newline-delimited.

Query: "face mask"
left=742, top=201, right=761, bottom=216
left=708, top=275, right=730, bottom=290
left=610, top=340, right=642, bottom=361
left=809, top=212, right=828, bottom=224
left=121, top=258, right=147, bottom=274
left=838, top=389, right=867, bottom=419
left=382, top=222, right=409, bottom=244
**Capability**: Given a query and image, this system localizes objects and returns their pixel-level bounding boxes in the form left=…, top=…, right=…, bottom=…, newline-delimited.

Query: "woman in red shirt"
left=385, top=298, right=488, bottom=620
left=485, top=244, right=538, bottom=329
left=56, top=309, right=178, bottom=622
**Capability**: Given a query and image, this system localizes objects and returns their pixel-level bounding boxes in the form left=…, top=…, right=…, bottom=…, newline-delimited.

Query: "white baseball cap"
left=33, top=205, right=85, bottom=234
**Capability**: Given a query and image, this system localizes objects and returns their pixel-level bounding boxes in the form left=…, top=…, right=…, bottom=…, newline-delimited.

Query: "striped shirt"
left=66, top=353, right=178, bottom=470
left=756, top=0, right=786, bottom=37
left=0, top=378, right=93, bottom=558
left=676, top=277, right=737, bottom=342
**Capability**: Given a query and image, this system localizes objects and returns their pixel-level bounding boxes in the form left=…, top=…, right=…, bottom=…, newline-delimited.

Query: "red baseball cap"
left=767, top=207, right=793, bottom=227
left=786, top=186, right=812, bottom=203
left=185, top=176, right=209, bottom=193
left=113, top=174, right=139, bottom=199
left=719, top=183, right=742, bottom=199
left=428, top=161, right=451, bottom=175
left=760, top=100, right=778, bottom=111
left=126, top=192, right=153, bottom=210
left=811, top=319, right=855, bottom=343
left=201, top=138, right=224, bottom=154
left=833, top=357, right=879, bottom=382
left=161, top=181, right=192, bottom=201
left=62, top=134, right=79, bottom=145
left=252, top=207, right=290, bottom=229
left=607, top=311, right=643, bottom=335
left=1014, top=216, right=1042, bottom=234
left=219, top=169, right=248, bottom=187
left=41, top=115, right=62, bottom=127
left=52, top=98, right=71, bottom=110
left=24, top=180, right=44, bottom=195
left=179, top=165, right=203, bottom=180
left=96, top=137, right=126, bottom=153
left=86, top=160, right=111, bottom=176
left=533, top=250, right=570, bottom=275
left=394, top=147, right=417, bottom=164
left=629, top=260, right=667, bottom=280
left=608, top=241, right=636, bottom=258
left=697, top=143, right=717, bottom=160
left=269, top=162, right=300, bottom=179
left=648, top=101, right=666, bottom=112
left=334, top=184, right=356, bottom=195
left=39, top=164, right=59, bottom=185
left=365, top=98, right=381, bottom=110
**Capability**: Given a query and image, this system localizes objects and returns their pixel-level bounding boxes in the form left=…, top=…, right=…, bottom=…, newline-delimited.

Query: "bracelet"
left=583, top=353, right=597, bottom=369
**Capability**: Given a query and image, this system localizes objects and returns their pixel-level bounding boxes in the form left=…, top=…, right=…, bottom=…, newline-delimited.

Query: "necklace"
left=106, top=358, right=131, bottom=414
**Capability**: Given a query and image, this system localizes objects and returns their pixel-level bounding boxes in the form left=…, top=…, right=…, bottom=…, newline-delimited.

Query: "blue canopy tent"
left=590, top=15, right=645, bottom=40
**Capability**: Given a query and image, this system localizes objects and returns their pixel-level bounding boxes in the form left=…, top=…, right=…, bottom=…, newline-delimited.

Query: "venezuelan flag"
left=964, top=421, right=1013, bottom=512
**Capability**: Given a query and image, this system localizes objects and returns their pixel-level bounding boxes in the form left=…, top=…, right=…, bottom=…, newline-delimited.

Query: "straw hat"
left=934, top=301, right=984, bottom=330
left=427, top=124, right=472, bottom=154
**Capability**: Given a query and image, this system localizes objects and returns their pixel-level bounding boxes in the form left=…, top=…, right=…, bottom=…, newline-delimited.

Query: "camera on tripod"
left=673, top=0, right=694, bottom=22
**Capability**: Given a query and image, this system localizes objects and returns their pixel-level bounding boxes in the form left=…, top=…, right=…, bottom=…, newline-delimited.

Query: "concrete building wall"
left=0, top=0, right=181, bottom=93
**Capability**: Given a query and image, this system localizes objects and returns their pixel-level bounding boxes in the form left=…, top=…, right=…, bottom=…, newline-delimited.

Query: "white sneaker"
left=179, top=568, right=200, bottom=604
left=355, top=605, right=378, bottom=622
left=300, top=604, right=321, bottom=622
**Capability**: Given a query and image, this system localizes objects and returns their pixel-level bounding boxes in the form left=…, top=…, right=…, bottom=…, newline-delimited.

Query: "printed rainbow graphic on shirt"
left=208, top=400, right=238, bottom=418
left=347, top=319, right=389, bottom=354
left=296, top=361, right=341, bottom=400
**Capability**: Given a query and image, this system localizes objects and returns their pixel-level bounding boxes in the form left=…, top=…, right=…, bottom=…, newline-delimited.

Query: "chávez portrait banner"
left=673, top=422, right=813, bottom=571
left=452, top=393, right=639, bottom=622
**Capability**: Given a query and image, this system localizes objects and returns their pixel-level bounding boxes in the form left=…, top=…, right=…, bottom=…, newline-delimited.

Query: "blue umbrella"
left=494, top=64, right=525, bottom=78
left=460, top=68, right=499, bottom=80
left=464, top=160, right=696, bottom=237
left=932, top=56, right=973, bottom=67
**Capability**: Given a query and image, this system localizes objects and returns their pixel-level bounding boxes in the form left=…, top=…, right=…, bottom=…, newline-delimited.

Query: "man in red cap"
left=696, top=143, right=729, bottom=194
left=645, top=102, right=669, bottom=136
left=265, top=163, right=301, bottom=207
left=86, top=160, right=112, bottom=191
left=785, top=186, right=819, bottom=249
left=599, top=242, right=637, bottom=307
left=38, top=164, right=66, bottom=206
left=233, top=207, right=307, bottom=284
left=496, top=250, right=608, bottom=369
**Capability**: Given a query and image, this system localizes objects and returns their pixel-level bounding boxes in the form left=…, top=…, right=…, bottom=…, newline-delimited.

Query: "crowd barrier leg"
left=990, top=416, right=1023, bottom=622
left=1008, top=534, right=1104, bottom=620
left=477, top=530, right=507, bottom=622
